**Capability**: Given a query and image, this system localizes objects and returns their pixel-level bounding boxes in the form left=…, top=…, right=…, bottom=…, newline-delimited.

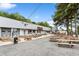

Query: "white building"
left=0, top=16, right=51, bottom=37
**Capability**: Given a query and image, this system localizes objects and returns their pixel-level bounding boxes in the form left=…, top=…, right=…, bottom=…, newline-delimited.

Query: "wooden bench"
left=24, top=36, right=32, bottom=40
left=57, top=43, right=76, bottom=48
left=49, top=37, right=61, bottom=42
left=57, top=39, right=79, bottom=43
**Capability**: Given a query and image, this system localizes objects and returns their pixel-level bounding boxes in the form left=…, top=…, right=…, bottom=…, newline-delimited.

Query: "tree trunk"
left=75, top=19, right=78, bottom=37
left=70, top=19, right=73, bottom=35
left=66, top=19, right=69, bottom=35
left=74, top=14, right=78, bottom=37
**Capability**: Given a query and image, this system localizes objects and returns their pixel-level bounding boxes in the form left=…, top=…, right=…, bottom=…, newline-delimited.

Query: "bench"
left=24, top=36, right=32, bottom=40
left=57, top=43, right=76, bottom=48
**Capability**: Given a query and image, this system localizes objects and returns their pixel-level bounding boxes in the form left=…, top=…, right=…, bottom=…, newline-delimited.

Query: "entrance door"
left=28, top=30, right=32, bottom=34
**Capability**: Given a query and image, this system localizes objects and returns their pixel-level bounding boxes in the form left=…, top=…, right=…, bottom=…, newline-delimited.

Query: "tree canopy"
left=37, top=22, right=52, bottom=28
left=53, top=3, right=79, bottom=36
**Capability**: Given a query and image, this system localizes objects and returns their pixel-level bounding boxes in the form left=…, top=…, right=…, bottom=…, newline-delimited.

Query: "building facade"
left=0, top=16, right=51, bottom=37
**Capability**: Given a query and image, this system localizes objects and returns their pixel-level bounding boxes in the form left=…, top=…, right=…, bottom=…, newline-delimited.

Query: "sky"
left=0, top=3, right=56, bottom=27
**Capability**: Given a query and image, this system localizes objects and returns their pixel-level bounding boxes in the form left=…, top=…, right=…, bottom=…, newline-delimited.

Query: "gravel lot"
left=0, top=37, right=79, bottom=56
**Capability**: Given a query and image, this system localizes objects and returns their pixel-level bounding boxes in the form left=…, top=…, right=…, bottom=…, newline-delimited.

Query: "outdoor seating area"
left=49, top=33, right=79, bottom=48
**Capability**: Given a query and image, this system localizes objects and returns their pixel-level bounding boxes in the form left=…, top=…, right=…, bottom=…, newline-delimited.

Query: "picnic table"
left=57, top=42, right=76, bottom=48
left=57, top=39, right=79, bottom=43
left=57, top=39, right=79, bottom=48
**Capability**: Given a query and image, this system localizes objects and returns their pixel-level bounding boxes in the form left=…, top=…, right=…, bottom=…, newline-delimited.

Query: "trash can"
left=14, top=37, right=18, bottom=44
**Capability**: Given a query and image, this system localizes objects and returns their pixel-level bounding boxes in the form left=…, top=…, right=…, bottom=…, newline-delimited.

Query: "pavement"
left=0, top=36, right=79, bottom=56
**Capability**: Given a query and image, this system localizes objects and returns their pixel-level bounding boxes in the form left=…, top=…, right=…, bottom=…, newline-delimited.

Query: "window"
left=1, top=28, right=11, bottom=37
left=24, top=23, right=28, bottom=26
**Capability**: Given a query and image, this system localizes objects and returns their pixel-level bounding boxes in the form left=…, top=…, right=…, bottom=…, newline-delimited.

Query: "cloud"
left=0, top=3, right=16, bottom=9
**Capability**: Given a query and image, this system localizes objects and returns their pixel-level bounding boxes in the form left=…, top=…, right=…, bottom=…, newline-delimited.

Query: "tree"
left=9, top=13, right=26, bottom=21
left=0, top=11, right=10, bottom=17
left=53, top=3, right=70, bottom=35
left=25, top=19, right=32, bottom=23
left=53, top=3, right=79, bottom=36
left=65, top=4, right=79, bottom=36
left=37, top=21, right=52, bottom=28
left=0, top=11, right=32, bottom=23
left=32, top=22, right=36, bottom=24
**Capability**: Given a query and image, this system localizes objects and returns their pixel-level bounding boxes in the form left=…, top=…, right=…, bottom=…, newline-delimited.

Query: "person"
left=14, top=37, right=18, bottom=44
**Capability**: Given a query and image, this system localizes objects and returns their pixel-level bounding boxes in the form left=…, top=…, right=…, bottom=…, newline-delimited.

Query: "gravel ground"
left=0, top=37, right=79, bottom=56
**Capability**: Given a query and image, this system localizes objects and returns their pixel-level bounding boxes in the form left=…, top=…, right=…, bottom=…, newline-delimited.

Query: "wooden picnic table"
left=57, top=42, right=76, bottom=48
left=57, top=38, right=78, bottom=48
left=57, top=39, right=79, bottom=42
